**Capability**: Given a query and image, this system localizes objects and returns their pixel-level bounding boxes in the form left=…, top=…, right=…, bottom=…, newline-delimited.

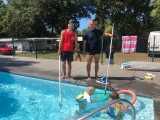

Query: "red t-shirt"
left=61, top=29, right=76, bottom=52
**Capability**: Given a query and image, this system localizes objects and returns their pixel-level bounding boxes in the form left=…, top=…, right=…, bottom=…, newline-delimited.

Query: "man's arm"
left=58, top=30, right=64, bottom=54
left=103, top=33, right=113, bottom=38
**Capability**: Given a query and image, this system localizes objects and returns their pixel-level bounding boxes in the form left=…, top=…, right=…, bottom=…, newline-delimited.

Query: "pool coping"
left=2, top=71, right=154, bottom=99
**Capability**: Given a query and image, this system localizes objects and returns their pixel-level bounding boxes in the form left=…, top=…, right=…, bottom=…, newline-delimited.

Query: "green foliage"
left=92, top=0, right=154, bottom=36
left=0, top=0, right=93, bottom=37
left=0, top=0, right=47, bottom=37
left=0, top=0, right=5, bottom=36
left=0, top=0, right=158, bottom=37
left=150, top=0, right=160, bottom=28
left=78, top=28, right=89, bottom=36
left=36, top=0, right=93, bottom=34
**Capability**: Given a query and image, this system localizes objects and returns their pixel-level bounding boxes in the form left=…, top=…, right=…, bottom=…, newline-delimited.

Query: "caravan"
left=148, top=31, right=160, bottom=56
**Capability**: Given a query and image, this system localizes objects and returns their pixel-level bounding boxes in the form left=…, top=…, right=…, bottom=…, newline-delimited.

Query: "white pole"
left=59, top=55, right=62, bottom=107
left=105, top=24, right=114, bottom=92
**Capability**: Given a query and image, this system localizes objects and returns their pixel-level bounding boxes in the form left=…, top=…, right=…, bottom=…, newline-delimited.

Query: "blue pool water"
left=0, top=72, right=154, bottom=120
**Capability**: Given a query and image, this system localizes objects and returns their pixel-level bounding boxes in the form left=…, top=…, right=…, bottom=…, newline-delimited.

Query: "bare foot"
left=87, top=77, right=92, bottom=81
left=68, top=76, right=73, bottom=80
left=95, top=76, right=99, bottom=80
left=61, top=74, right=66, bottom=79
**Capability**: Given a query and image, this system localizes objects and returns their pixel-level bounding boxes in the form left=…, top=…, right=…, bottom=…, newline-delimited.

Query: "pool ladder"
left=77, top=98, right=136, bottom=120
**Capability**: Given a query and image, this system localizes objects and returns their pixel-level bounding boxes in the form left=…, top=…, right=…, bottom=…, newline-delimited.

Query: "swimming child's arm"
left=120, top=103, right=129, bottom=111
left=85, top=96, right=99, bottom=103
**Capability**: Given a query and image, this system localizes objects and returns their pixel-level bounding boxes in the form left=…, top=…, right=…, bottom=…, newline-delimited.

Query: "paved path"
left=0, top=55, right=160, bottom=120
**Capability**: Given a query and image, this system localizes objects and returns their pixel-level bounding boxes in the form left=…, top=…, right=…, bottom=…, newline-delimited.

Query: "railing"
left=2, top=37, right=159, bottom=63
left=77, top=99, right=136, bottom=120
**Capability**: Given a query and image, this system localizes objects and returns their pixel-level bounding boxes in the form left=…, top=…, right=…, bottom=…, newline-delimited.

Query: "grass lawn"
left=15, top=51, right=160, bottom=65
left=16, top=51, right=58, bottom=59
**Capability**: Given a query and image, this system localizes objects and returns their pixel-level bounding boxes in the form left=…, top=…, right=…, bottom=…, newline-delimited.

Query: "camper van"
left=148, top=31, right=160, bottom=56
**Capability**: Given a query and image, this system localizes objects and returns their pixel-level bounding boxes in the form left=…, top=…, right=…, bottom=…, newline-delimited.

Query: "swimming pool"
left=0, top=72, right=154, bottom=120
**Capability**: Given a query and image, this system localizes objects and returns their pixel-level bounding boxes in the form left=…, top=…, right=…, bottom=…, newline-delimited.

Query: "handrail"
left=77, top=99, right=136, bottom=120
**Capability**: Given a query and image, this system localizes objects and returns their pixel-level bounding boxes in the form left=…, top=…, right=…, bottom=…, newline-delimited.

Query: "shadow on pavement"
left=0, top=57, right=39, bottom=72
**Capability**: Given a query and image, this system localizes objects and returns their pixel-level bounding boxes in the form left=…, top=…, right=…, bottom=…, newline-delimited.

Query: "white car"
left=148, top=31, right=160, bottom=56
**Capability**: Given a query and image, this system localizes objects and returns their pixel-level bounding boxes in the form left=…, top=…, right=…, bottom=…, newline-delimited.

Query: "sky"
left=3, top=0, right=7, bottom=4
left=3, top=0, right=94, bottom=31
left=78, top=18, right=90, bottom=31
left=78, top=15, right=94, bottom=31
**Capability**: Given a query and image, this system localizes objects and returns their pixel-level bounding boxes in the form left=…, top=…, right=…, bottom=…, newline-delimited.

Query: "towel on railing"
left=122, top=36, right=137, bottom=54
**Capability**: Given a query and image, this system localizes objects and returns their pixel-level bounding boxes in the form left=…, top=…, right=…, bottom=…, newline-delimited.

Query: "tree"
left=0, top=0, right=47, bottom=37
left=78, top=28, right=89, bottom=36
left=150, top=0, right=160, bottom=30
left=92, top=0, right=154, bottom=36
left=37, top=0, right=94, bottom=35
left=0, top=0, right=6, bottom=36
left=0, top=0, right=155, bottom=37
left=0, top=0, right=94, bottom=37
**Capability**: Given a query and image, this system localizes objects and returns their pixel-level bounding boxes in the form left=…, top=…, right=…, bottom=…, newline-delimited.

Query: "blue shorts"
left=61, top=51, right=73, bottom=62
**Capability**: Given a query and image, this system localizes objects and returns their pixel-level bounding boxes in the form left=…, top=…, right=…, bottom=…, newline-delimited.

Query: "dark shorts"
left=86, top=49, right=100, bottom=55
left=61, top=51, right=73, bottom=62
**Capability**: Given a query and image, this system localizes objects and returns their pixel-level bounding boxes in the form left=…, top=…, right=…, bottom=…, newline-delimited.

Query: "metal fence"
left=104, top=36, right=160, bottom=64
left=1, top=37, right=160, bottom=65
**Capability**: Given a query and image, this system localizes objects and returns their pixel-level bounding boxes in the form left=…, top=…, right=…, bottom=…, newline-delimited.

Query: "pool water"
left=0, top=72, right=154, bottom=120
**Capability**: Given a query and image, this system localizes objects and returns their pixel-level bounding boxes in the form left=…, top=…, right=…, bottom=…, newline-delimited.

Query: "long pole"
left=105, top=24, right=114, bottom=94
left=101, top=36, right=104, bottom=64
left=35, top=39, right=38, bottom=59
left=59, top=55, right=62, bottom=108
left=12, top=37, right=15, bottom=57
left=152, top=36, right=155, bottom=62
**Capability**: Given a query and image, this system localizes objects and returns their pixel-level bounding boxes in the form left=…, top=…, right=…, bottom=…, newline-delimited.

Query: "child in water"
left=76, top=86, right=96, bottom=110
left=108, top=92, right=129, bottom=117
left=83, top=86, right=95, bottom=102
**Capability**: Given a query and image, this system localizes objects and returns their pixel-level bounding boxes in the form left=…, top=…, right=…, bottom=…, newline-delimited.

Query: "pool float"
left=144, top=75, right=153, bottom=80
left=76, top=91, right=110, bottom=103
left=117, top=90, right=137, bottom=104
left=144, top=73, right=157, bottom=80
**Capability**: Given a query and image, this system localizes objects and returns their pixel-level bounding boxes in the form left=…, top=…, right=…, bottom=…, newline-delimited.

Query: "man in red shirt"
left=58, top=20, right=78, bottom=79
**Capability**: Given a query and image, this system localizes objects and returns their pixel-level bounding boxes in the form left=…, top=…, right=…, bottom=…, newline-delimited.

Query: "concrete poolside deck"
left=0, top=55, right=160, bottom=120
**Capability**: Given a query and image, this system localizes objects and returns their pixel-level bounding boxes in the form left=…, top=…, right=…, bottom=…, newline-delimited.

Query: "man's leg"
left=61, top=52, right=67, bottom=79
left=67, top=61, right=72, bottom=79
left=94, top=54, right=100, bottom=79
left=86, top=55, right=93, bottom=80
left=61, top=61, right=66, bottom=79
left=67, top=52, right=73, bottom=79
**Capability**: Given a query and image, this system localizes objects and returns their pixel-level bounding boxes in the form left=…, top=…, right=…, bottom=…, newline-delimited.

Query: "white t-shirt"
left=83, top=91, right=91, bottom=102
